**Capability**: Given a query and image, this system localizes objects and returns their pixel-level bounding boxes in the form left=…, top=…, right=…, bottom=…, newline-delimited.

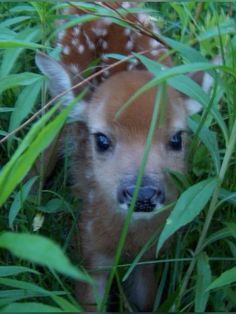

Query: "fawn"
left=36, top=2, right=202, bottom=311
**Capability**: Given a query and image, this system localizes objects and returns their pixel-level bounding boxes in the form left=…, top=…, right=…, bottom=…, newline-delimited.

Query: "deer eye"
left=169, top=131, right=183, bottom=151
left=94, top=133, right=112, bottom=152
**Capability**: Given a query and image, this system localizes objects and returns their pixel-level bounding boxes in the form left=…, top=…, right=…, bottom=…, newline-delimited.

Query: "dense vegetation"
left=0, top=2, right=236, bottom=312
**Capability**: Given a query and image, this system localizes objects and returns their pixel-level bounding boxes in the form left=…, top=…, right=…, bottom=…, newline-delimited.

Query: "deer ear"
left=35, top=51, right=74, bottom=107
left=184, top=70, right=207, bottom=115
left=35, top=51, right=87, bottom=121
left=184, top=56, right=222, bottom=115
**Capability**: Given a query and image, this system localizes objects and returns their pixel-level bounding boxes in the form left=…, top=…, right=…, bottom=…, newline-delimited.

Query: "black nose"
left=126, top=186, right=156, bottom=201
left=119, top=185, right=165, bottom=212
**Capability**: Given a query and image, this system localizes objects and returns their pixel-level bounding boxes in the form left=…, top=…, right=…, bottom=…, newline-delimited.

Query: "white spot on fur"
left=92, top=27, right=107, bottom=36
left=102, top=40, right=108, bottom=49
left=78, top=44, right=85, bottom=54
left=202, top=73, right=213, bottom=92
left=122, top=2, right=131, bottom=8
left=56, top=42, right=62, bottom=50
left=119, top=203, right=128, bottom=211
left=62, top=45, right=70, bottom=55
left=72, top=38, right=79, bottom=47
left=127, top=62, right=136, bottom=71
left=124, top=28, right=131, bottom=36
left=138, top=13, right=150, bottom=25
left=68, top=63, right=79, bottom=74
left=84, top=32, right=96, bottom=50
left=150, top=20, right=160, bottom=35
left=58, top=31, right=65, bottom=41
left=101, top=54, right=109, bottom=62
left=132, top=211, right=159, bottom=221
left=72, top=26, right=80, bottom=36
left=151, top=49, right=159, bottom=56
left=103, top=69, right=110, bottom=77
left=126, top=40, right=133, bottom=50
left=149, top=38, right=160, bottom=48
left=103, top=18, right=112, bottom=26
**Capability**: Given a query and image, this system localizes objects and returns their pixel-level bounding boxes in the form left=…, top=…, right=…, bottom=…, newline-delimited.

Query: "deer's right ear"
left=35, top=51, right=74, bottom=107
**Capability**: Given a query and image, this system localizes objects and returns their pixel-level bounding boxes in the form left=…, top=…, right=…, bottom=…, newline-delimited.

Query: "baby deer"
left=36, top=2, right=201, bottom=311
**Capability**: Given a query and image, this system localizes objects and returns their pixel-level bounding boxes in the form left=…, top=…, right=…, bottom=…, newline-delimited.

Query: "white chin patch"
left=119, top=203, right=129, bottom=212
left=118, top=203, right=164, bottom=220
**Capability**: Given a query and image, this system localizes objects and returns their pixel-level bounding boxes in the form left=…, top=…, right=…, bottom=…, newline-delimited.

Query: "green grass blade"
left=8, top=176, right=38, bottom=229
left=1, top=302, right=62, bottom=312
left=8, top=80, right=42, bottom=132
left=194, top=252, right=211, bottom=312
left=188, top=118, right=220, bottom=174
left=0, top=40, right=46, bottom=49
left=0, top=266, right=39, bottom=277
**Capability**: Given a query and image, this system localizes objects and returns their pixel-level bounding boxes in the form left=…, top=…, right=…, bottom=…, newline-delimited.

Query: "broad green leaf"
left=2, top=302, right=62, bottom=312
left=1, top=27, right=41, bottom=77
left=0, top=232, right=91, bottom=282
left=188, top=118, right=220, bottom=173
left=40, top=198, right=66, bottom=213
left=0, top=266, right=39, bottom=277
left=8, top=176, right=38, bottom=229
left=207, top=266, right=236, bottom=291
left=157, top=178, right=218, bottom=254
left=195, top=252, right=211, bottom=312
left=0, top=73, right=42, bottom=95
left=8, top=80, right=42, bottom=132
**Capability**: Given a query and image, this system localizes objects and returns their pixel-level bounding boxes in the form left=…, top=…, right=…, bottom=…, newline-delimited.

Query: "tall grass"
left=0, top=1, right=236, bottom=312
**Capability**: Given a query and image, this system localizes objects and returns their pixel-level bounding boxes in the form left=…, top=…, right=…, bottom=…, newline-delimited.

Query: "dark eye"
left=169, top=131, right=182, bottom=151
left=94, top=133, right=112, bottom=152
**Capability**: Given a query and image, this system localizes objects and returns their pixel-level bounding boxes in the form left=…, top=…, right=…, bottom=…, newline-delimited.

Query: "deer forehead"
left=87, top=71, right=187, bottom=136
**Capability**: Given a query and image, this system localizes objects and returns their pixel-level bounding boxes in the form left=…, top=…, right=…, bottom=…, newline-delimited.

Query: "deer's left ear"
left=35, top=51, right=74, bottom=107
